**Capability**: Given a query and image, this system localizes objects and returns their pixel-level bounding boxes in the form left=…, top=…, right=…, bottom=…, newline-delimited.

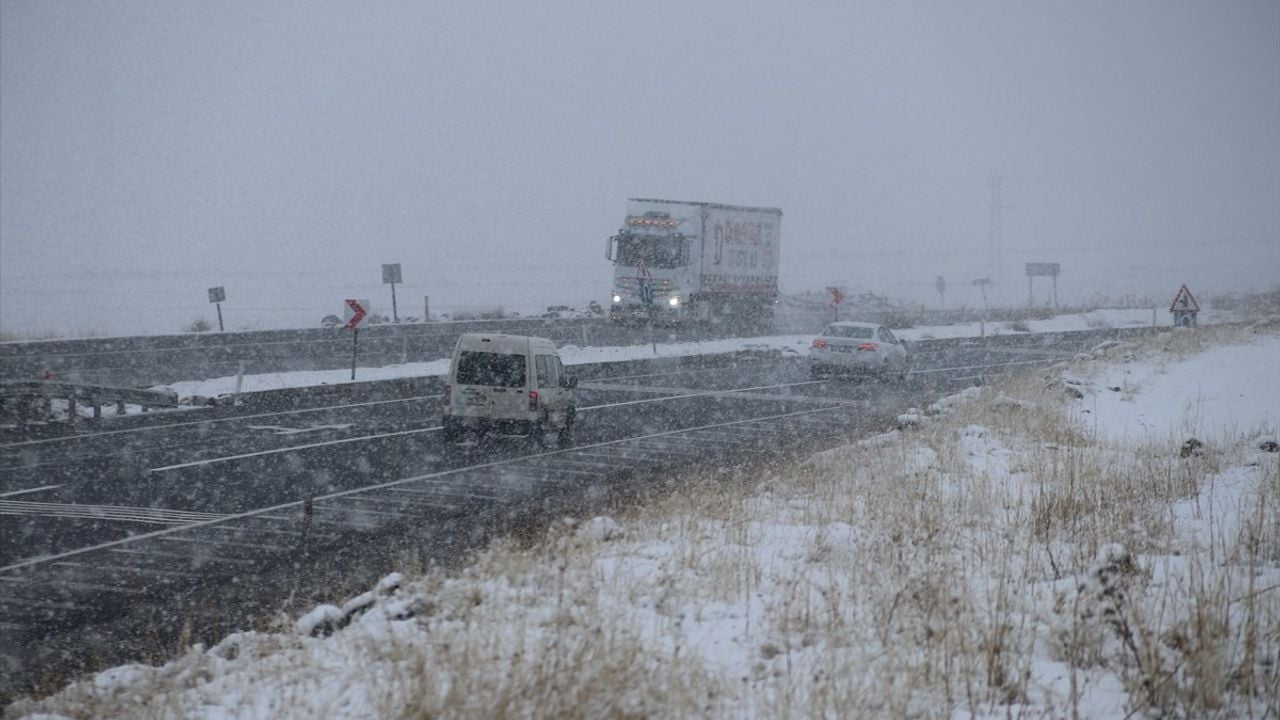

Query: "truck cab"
left=606, top=211, right=695, bottom=323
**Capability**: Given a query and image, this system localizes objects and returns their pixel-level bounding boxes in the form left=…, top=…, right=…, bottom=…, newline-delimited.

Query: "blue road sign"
left=639, top=281, right=654, bottom=305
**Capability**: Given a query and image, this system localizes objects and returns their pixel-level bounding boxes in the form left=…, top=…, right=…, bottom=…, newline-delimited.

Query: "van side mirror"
left=562, top=375, right=578, bottom=388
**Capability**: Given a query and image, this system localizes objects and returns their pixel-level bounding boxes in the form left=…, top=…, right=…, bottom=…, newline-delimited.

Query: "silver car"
left=809, top=321, right=908, bottom=380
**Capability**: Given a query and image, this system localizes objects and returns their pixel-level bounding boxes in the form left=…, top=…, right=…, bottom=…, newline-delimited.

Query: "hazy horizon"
left=3, top=1, right=1277, bottom=337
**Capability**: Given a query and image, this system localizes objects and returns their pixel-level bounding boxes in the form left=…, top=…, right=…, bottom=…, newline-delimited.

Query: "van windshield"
left=455, top=351, right=526, bottom=388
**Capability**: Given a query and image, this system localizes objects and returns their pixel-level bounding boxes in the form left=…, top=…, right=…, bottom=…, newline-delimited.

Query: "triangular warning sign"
left=1169, top=284, right=1199, bottom=313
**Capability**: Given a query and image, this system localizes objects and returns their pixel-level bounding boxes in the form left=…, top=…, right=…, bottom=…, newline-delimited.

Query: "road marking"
left=135, top=359, right=1040, bottom=475
left=0, top=500, right=225, bottom=525
left=0, top=396, right=436, bottom=449
left=0, top=484, right=64, bottom=499
left=6, top=405, right=835, bottom=573
left=246, top=423, right=354, bottom=436
left=146, top=380, right=831, bottom=471
left=578, top=382, right=691, bottom=395
left=148, top=426, right=438, bottom=473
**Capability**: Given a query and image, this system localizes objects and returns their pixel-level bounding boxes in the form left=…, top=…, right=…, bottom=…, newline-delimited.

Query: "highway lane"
left=0, top=329, right=1117, bottom=499
left=0, top=343, right=1040, bottom=569
left=0, top=360, right=870, bottom=564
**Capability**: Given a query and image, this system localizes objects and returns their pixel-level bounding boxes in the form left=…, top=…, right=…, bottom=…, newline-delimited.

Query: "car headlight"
left=668, top=296, right=680, bottom=307
left=612, top=294, right=622, bottom=303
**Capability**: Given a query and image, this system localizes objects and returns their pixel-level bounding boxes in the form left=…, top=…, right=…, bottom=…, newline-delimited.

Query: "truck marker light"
left=528, top=389, right=539, bottom=410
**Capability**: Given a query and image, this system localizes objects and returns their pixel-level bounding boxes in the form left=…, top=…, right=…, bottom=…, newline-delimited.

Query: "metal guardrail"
left=0, top=315, right=795, bottom=389
left=0, top=304, right=1167, bottom=390
left=0, top=380, right=178, bottom=423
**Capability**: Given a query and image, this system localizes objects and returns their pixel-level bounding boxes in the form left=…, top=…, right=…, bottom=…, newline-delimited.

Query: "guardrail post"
left=116, top=400, right=127, bottom=415
left=66, top=396, right=77, bottom=423
left=92, top=397, right=102, bottom=418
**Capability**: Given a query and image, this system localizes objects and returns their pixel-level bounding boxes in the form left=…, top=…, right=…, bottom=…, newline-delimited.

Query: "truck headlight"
left=612, top=294, right=622, bottom=303
left=668, top=296, right=680, bottom=307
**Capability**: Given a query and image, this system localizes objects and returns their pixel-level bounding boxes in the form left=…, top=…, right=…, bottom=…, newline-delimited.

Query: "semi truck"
left=605, top=198, right=782, bottom=325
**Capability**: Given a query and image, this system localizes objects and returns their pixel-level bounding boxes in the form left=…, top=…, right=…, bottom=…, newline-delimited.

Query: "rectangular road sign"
left=207, top=286, right=226, bottom=303
left=382, top=263, right=402, bottom=284
left=1025, top=263, right=1061, bottom=277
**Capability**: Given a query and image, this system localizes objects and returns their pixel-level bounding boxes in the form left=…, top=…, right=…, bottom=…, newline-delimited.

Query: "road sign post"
left=344, top=299, right=367, bottom=379
left=207, top=286, right=226, bottom=332
left=382, top=264, right=402, bottom=323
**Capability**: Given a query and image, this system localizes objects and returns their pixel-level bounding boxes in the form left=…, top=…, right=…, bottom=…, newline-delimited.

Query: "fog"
left=2, top=0, right=1277, bottom=336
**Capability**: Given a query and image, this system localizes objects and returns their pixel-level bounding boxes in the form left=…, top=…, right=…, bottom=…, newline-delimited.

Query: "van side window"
left=536, top=355, right=560, bottom=388
left=536, top=356, right=549, bottom=387
left=554, top=357, right=566, bottom=385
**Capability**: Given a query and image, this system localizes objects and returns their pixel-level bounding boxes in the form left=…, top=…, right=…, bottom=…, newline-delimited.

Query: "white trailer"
left=605, top=198, right=782, bottom=325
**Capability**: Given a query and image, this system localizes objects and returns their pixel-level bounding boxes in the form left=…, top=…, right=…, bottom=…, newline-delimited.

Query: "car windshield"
left=824, top=325, right=874, bottom=339
left=454, top=351, right=526, bottom=388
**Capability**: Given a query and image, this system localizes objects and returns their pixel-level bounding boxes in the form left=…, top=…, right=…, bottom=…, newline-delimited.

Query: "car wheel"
left=557, top=406, right=576, bottom=448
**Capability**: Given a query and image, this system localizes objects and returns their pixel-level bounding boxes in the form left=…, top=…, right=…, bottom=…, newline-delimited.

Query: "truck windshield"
left=455, top=351, right=527, bottom=388
left=614, top=234, right=685, bottom=268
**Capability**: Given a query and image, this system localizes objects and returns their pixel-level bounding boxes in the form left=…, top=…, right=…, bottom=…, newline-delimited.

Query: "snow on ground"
left=1067, top=329, right=1279, bottom=445
left=158, top=308, right=1172, bottom=402
left=20, top=323, right=1276, bottom=719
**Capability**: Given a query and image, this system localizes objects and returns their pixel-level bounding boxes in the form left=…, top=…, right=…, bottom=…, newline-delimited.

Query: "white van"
left=441, top=333, right=578, bottom=445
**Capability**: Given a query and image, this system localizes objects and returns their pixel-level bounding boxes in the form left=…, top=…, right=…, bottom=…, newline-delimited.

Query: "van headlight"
left=612, top=294, right=622, bottom=304
left=668, top=296, right=680, bottom=307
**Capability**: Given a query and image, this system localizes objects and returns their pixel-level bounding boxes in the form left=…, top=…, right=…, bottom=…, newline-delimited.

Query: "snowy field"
left=13, top=322, right=1278, bottom=718
left=158, top=308, right=1171, bottom=402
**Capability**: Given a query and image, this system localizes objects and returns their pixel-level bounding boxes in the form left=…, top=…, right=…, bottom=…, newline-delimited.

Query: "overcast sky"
left=3, top=0, right=1277, bottom=336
